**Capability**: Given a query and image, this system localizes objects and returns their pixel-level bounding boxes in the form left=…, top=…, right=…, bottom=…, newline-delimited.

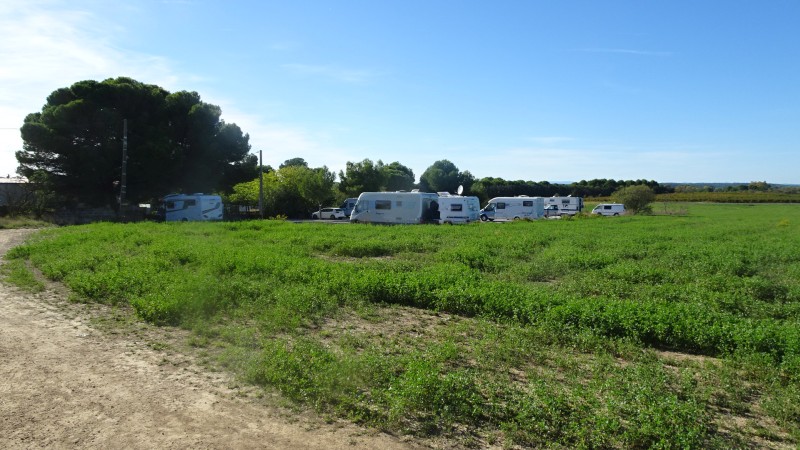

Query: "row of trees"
left=338, top=159, right=475, bottom=197
left=220, top=156, right=669, bottom=218
left=225, top=158, right=476, bottom=218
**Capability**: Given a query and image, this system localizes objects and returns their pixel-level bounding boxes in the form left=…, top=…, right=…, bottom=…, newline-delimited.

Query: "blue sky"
left=1, top=0, right=798, bottom=184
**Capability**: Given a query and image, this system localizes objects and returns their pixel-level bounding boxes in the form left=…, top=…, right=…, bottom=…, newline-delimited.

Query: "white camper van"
left=339, top=197, right=358, bottom=217
left=162, top=193, right=223, bottom=222
left=350, top=191, right=440, bottom=224
left=436, top=192, right=480, bottom=224
left=480, top=196, right=545, bottom=221
left=591, top=203, right=626, bottom=216
left=543, top=196, right=584, bottom=216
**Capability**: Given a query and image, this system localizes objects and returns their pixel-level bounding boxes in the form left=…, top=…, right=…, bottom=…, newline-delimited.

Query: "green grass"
left=0, top=259, right=45, bottom=292
left=5, top=202, right=800, bottom=447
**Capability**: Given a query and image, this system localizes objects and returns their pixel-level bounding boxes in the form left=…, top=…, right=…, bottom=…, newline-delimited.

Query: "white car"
left=591, top=203, right=626, bottom=216
left=311, top=207, right=346, bottom=220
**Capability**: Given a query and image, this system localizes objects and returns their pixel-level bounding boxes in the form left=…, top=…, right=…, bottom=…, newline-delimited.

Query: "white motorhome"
left=436, top=192, right=480, bottom=224
left=591, top=203, right=626, bottom=216
left=542, top=196, right=584, bottom=216
left=162, top=193, right=223, bottom=222
left=479, top=196, right=545, bottom=221
left=339, top=197, right=358, bottom=217
left=350, top=191, right=440, bottom=224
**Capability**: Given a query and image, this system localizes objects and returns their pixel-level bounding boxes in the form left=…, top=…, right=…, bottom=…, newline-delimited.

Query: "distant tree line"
left=671, top=181, right=800, bottom=194
left=470, top=178, right=669, bottom=205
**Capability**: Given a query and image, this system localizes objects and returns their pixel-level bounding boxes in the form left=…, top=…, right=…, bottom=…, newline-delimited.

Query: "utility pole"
left=258, top=150, right=264, bottom=219
left=120, top=119, right=128, bottom=207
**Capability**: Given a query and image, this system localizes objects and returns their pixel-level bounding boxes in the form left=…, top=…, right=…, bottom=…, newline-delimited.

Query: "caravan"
left=479, top=196, right=545, bottom=221
left=543, top=196, right=584, bottom=217
left=350, top=191, right=440, bottom=224
left=162, top=193, right=223, bottom=222
left=436, top=192, right=480, bottom=224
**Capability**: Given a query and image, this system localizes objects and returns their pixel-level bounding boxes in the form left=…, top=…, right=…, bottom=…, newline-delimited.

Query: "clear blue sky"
left=2, top=0, right=798, bottom=184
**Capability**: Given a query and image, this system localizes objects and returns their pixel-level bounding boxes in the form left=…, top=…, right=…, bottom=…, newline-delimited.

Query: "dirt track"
left=0, top=229, right=415, bottom=449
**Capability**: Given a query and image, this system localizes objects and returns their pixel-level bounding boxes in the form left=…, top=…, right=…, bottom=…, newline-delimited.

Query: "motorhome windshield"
left=354, top=201, right=367, bottom=213
left=483, top=204, right=495, bottom=211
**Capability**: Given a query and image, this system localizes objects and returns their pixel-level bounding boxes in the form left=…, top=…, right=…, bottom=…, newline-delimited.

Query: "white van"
left=436, top=192, right=480, bottom=224
left=591, top=203, right=626, bottom=216
left=162, top=193, right=223, bottom=222
left=350, top=191, right=440, bottom=224
left=480, top=196, right=544, bottom=221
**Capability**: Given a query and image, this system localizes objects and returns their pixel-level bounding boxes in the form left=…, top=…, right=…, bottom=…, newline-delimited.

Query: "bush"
left=613, top=185, right=655, bottom=214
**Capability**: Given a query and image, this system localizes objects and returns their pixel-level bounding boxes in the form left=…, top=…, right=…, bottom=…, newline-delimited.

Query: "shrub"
left=613, top=185, right=656, bottom=214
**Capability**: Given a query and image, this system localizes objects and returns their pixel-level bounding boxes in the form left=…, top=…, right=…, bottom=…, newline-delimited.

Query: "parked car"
left=312, top=207, right=346, bottom=220
left=591, top=203, right=626, bottom=216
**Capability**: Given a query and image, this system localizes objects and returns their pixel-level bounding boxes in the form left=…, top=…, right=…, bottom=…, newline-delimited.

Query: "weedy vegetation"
left=0, top=216, right=52, bottom=230
left=5, top=203, right=800, bottom=448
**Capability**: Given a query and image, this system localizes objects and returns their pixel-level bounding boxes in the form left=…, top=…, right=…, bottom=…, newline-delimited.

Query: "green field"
left=5, top=203, right=800, bottom=448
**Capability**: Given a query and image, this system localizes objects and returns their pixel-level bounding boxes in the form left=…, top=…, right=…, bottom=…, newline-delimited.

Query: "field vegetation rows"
left=5, top=203, right=800, bottom=448
left=657, top=191, right=800, bottom=203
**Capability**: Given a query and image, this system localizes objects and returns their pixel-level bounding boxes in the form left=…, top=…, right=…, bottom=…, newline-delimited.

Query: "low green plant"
left=5, top=203, right=799, bottom=447
left=0, top=259, right=45, bottom=292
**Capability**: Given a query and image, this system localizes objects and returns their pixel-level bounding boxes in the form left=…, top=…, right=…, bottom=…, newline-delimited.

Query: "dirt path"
left=0, top=229, right=416, bottom=449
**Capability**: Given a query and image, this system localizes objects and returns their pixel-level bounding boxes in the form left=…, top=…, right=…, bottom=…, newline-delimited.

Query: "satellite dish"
left=457, top=185, right=464, bottom=195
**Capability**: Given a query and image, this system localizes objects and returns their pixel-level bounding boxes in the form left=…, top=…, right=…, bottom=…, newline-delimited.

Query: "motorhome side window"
left=375, top=200, right=392, bottom=210
left=604, top=205, right=611, bottom=210
left=497, top=202, right=506, bottom=209
left=452, top=204, right=463, bottom=211
left=523, top=201, right=533, bottom=207
left=166, top=201, right=175, bottom=209
left=185, top=199, right=196, bottom=207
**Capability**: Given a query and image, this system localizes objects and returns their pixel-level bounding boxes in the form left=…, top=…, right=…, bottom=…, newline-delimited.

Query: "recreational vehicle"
left=591, top=203, right=626, bottom=216
left=339, top=197, right=358, bottom=217
left=436, top=192, right=480, bottom=224
left=542, top=196, right=584, bottom=216
left=162, top=193, right=223, bottom=222
left=479, top=196, right=545, bottom=221
left=350, top=191, right=440, bottom=224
